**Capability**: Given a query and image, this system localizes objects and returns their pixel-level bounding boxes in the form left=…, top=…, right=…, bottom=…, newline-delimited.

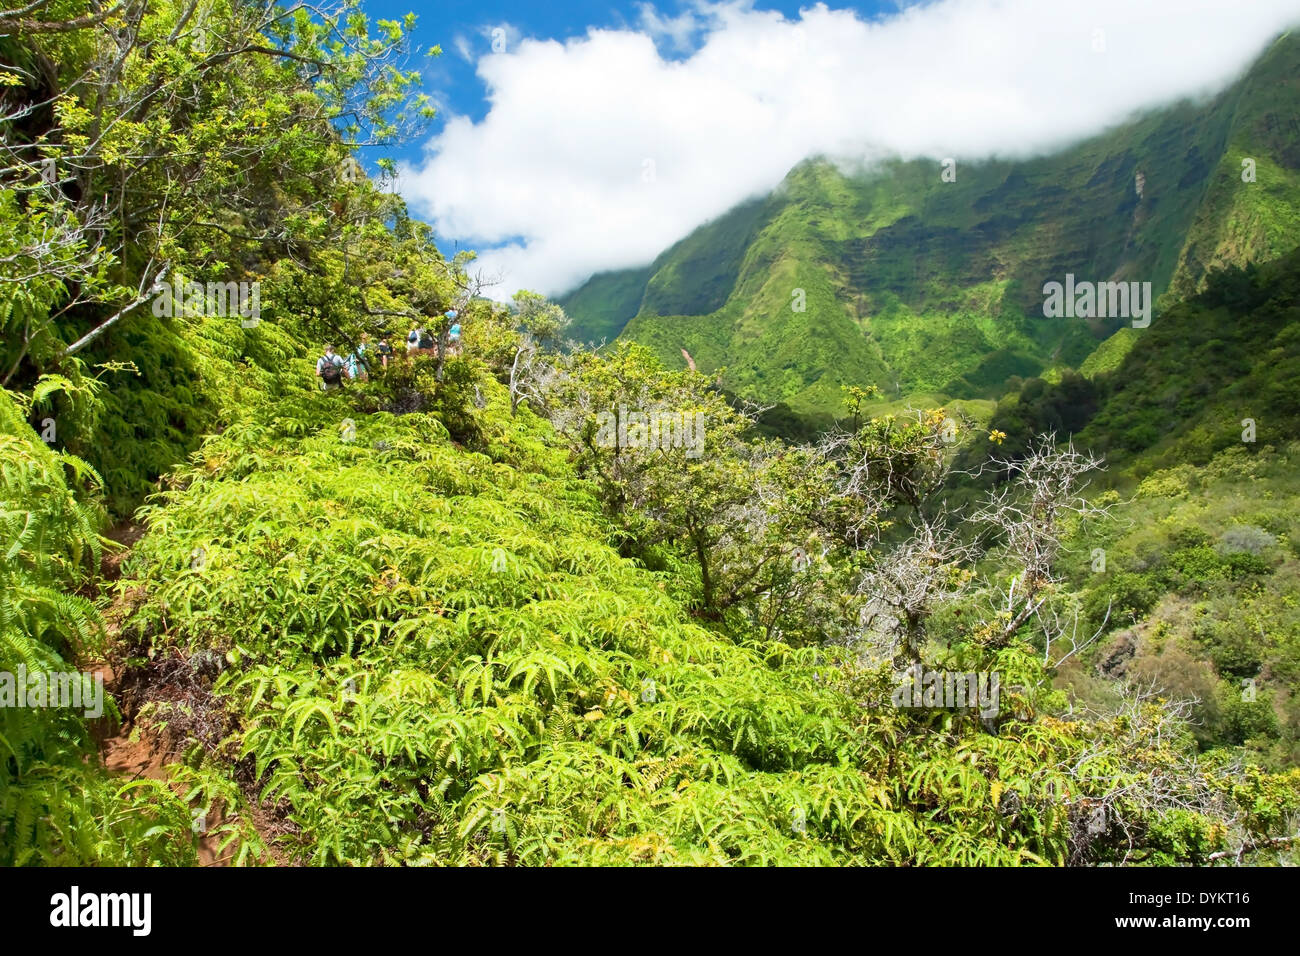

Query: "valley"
left=3, top=2, right=1299, bottom=874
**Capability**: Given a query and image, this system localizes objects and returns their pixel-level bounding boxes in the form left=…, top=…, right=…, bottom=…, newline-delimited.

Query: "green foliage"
left=6, top=1, right=1299, bottom=871
left=99, top=366, right=1295, bottom=866
left=0, top=389, right=195, bottom=865
left=1220, top=693, right=1280, bottom=747
left=1079, top=249, right=1300, bottom=471
left=978, top=243, right=1300, bottom=492
left=1058, top=442, right=1300, bottom=767
left=1, top=0, right=437, bottom=514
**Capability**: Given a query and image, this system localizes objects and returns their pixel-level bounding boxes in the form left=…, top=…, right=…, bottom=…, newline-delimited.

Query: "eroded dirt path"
left=91, top=520, right=264, bottom=866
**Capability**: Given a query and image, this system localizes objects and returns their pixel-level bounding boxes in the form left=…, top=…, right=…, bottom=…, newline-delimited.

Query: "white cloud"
left=636, top=1, right=703, bottom=53
left=399, top=0, right=1300, bottom=299
left=481, top=21, right=523, bottom=56
left=452, top=33, right=474, bottom=63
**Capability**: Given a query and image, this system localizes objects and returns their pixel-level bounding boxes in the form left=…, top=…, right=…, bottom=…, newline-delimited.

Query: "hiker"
left=376, top=337, right=393, bottom=369
left=316, top=345, right=346, bottom=390
left=447, top=311, right=462, bottom=356
left=348, top=333, right=370, bottom=381
left=407, top=326, right=434, bottom=355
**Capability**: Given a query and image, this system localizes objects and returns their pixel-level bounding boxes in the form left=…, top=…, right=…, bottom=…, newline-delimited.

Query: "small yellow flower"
left=989, top=429, right=1007, bottom=445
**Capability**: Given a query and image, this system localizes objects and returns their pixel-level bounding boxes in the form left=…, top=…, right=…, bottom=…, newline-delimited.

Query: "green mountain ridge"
left=979, top=243, right=1300, bottom=477
left=561, top=32, right=1300, bottom=418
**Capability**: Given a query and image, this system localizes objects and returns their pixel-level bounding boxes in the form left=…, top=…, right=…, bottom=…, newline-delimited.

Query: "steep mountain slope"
left=1086, top=254, right=1300, bottom=470
left=968, top=242, right=1300, bottom=480
left=561, top=33, right=1300, bottom=418
left=967, top=244, right=1300, bottom=768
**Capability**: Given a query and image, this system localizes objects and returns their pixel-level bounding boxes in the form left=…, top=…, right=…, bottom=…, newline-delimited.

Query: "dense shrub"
left=0, top=390, right=197, bottom=865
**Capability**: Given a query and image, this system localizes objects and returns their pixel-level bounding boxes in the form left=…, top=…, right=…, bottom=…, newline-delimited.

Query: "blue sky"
left=353, top=0, right=1300, bottom=298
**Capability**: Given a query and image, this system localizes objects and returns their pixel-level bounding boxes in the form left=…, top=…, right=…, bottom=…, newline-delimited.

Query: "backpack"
left=321, top=356, right=343, bottom=385
left=418, top=331, right=435, bottom=349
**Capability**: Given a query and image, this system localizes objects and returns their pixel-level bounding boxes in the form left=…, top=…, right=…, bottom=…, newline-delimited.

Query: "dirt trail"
left=90, top=520, right=249, bottom=867
left=98, top=702, right=230, bottom=867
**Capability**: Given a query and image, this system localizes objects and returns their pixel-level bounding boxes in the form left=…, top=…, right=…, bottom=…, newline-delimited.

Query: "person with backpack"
left=348, top=334, right=370, bottom=381
left=407, top=326, right=435, bottom=354
left=376, top=337, right=393, bottom=369
left=316, top=345, right=346, bottom=390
